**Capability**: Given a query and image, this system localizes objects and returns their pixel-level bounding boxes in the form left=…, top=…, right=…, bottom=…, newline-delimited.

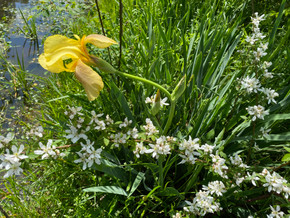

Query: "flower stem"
left=158, top=155, right=165, bottom=189
left=163, top=100, right=176, bottom=135
left=115, top=70, right=172, bottom=101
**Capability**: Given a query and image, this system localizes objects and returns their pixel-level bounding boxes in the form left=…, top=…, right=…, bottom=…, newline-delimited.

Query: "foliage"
left=0, top=0, right=289, bottom=217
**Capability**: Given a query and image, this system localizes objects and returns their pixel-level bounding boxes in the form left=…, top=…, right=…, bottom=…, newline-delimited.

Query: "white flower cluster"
left=133, top=136, right=174, bottom=159
left=146, top=136, right=171, bottom=159
left=261, top=169, right=290, bottom=199
left=26, top=125, right=44, bottom=139
left=184, top=181, right=225, bottom=216
left=0, top=144, right=28, bottom=178
left=240, top=76, right=261, bottom=93
left=246, top=105, right=269, bottom=121
left=145, top=94, right=169, bottom=108
left=34, top=139, right=64, bottom=159
left=240, top=13, right=279, bottom=123
left=64, top=106, right=83, bottom=120
left=230, top=154, right=249, bottom=169
left=74, top=140, right=102, bottom=170
left=143, top=118, right=159, bottom=136
left=110, top=132, right=127, bottom=148
left=210, top=152, right=228, bottom=179
left=0, top=132, right=14, bottom=148
left=65, top=124, right=88, bottom=143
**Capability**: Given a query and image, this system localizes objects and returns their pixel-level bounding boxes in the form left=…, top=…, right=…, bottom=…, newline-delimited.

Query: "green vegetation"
left=0, top=0, right=289, bottom=217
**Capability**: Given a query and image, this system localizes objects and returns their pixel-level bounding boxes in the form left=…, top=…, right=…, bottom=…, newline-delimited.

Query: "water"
left=0, top=0, right=46, bottom=131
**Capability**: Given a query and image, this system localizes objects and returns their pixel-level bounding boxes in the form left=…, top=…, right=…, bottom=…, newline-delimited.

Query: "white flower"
left=133, top=142, right=147, bottom=158
left=65, top=125, right=88, bottom=143
left=74, top=151, right=89, bottom=170
left=89, top=111, right=103, bottom=125
left=179, top=136, right=200, bottom=156
left=65, top=106, right=83, bottom=120
left=253, top=47, right=267, bottom=61
left=172, top=212, right=182, bottom=218
left=260, top=127, right=271, bottom=138
left=245, top=35, right=257, bottom=45
left=255, top=32, right=266, bottom=39
left=184, top=190, right=222, bottom=216
left=127, top=127, right=139, bottom=139
left=230, top=154, right=249, bottom=168
left=143, top=118, right=159, bottom=136
left=3, top=162, right=23, bottom=178
left=110, top=133, right=127, bottom=147
left=0, top=132, right=14, bottom=148
left=202, top=181, right=226, bottom=196
left=263, top=171, right=287, bottom=194
left=145, top=94, right=169, bottom=107
left=146, top=136, right=171, bottom=159
left=105, top=115, right=114, bottom=125
left=247, top=172, right=260, bottom=186
left=261, top=88, right=279, bottom=104
left=210, top=152, right=228, bottom=179
left=34, top=139, right=56, bottom=159
left=200, top=144, right=214, bottom=154
left=94, top=120, right=106, bottom=130
left=251, top=12, right=265, bottom=27
left=10, top=144, right=28, bottom=162
left=263, top=69, right=273, bottom=78
left=246, top=105, right=269, bottom=121
left=267, top=205, right=284, bottom=218
left=87, top=147, right=102, bottom=166
left=241, top=76, right=261, bottom=93
left=119, top=117, right=132, bottom=128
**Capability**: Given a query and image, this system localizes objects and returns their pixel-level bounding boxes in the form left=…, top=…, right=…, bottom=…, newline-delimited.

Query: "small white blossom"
left=200, top=144, right=214, bottom=154
left=89, top=111, right=103, bottom=125
left=202, top=181, right=226, bottom=196
left=133, top=142, right=147, bottom=158
left=143, top=118, right=159, bottom=136
left=127, top=127, right=139, bottom=139
left=34, top=139, right=56, bottom=159
left=267, top=205, right=284, bottom=218
left=253, top=47, right=267, bottom=61
left=105, top=115, right=114, bottom=125
left=260, top=127, right=271, bottom=138
left=246, top=105, right=269, bottom=121
left=65, top=125, right=88, bottom=143
left=241, top=76, right=261, bottom=93
left=65, top=106, right=83, bottom=120
left=119, top=117, right=132, bottom=128
left=145, top=94, right=169, bottom=108
left=263, top=69, right=274, bottom=78
left=146, top=136, right=171, bottom=159
left=0, top=132, right=14, bottom=148
left=10, top=144, right=28, bottom=162
left=247, top=172, right=260, bottom=186
left=210, top=152, right=228, bottom=178
left=230, top=154, right=249, bottom=168
left=261, top=88, right=279, bottom=104
left=4, top=162, right=23, bottom=178
left=245, top=35, right=257, bottom=45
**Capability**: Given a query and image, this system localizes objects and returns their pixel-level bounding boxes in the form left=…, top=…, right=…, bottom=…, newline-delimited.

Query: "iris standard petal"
left=75, top=60, right=104, bottom=101
left=43, top=35, right=81, bottom=53
left=84, top=34, right=118, bottom=49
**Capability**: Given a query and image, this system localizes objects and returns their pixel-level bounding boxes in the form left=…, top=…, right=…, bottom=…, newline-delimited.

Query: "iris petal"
left=75, top=60, right=104, bottom=101
left=85, top=34, right=118, bottom=49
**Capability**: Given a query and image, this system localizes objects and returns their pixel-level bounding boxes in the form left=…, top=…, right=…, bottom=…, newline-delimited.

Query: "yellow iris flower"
left=39, top=34, right=117, bottom=101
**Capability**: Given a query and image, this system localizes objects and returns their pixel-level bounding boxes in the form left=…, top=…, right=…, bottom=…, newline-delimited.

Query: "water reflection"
left=0, top=0, right=29, bottom=21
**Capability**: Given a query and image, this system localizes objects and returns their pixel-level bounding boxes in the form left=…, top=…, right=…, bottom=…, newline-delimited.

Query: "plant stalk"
left=163, top=100, right=176, bottom=135
left=115, top=70, right=171, bottom=101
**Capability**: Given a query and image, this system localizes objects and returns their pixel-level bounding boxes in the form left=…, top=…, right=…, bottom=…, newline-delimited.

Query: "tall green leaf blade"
left=83, top=186, right=128, bottom=196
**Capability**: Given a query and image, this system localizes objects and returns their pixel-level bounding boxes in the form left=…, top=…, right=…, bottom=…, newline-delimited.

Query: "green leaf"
left=128, top=172, right=145, bottom=197
left=282, top=153, right=290, bottom=162
left=157, top=187, right=183, bottom=199
left=283, top=146, right=290, bottom=153
left=110, top=81, right=135, bottom=124
left=83, top=186, right=128, bottom=196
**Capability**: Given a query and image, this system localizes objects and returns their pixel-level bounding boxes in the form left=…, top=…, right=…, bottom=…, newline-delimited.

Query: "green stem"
left=115, top=70, right=172, bottom=101
left=163, top=101, right=176, bottom=135
left=158, top=155, right=164, bottom=189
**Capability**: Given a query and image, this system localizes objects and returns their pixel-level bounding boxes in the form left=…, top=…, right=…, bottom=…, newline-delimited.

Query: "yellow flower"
left=39, top=34, right=117, bottom=101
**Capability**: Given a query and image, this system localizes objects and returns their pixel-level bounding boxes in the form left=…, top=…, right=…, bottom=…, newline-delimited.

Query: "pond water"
left=0, top=0, right=46, bottom=131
